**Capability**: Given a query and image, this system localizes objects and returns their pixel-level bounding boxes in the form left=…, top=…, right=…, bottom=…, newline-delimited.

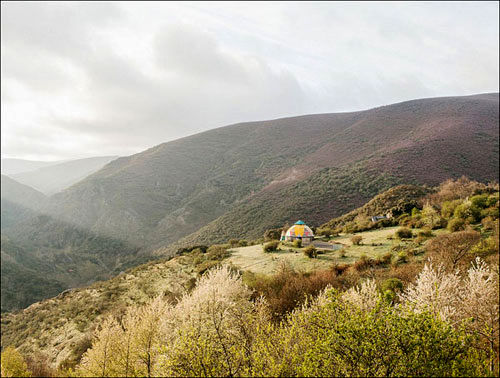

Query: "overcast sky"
left=1, top=1, right=498, bottom=161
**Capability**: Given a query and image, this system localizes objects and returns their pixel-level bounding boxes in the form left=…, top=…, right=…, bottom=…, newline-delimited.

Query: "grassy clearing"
left=228, top=226, right=445, bottom=274
left=227, top=244, right=339, bottom=274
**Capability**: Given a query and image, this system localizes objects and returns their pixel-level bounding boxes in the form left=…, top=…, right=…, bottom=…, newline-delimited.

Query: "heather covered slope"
left=45, top=93, right=499, bottom=253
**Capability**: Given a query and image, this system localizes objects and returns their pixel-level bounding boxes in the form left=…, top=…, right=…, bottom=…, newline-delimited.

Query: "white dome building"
left=283, top=220, right=314, bottom=245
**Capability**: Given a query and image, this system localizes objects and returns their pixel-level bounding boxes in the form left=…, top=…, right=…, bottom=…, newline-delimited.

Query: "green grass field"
left=228, top=226, right=446, bottom=274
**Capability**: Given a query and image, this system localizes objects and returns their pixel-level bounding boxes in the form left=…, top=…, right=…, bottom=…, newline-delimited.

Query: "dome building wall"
left=284, top=220, right=314, bottom=245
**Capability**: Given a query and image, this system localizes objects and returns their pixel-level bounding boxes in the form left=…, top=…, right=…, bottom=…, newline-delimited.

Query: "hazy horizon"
left=2, top=1, right=498, bottom=161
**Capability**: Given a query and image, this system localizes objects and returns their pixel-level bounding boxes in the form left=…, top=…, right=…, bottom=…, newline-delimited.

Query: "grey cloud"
left=1, top=2, right=498, bottom=160
left=33, top=23, right=307, bottom=157
left=1, top=2, right=122, bottom=57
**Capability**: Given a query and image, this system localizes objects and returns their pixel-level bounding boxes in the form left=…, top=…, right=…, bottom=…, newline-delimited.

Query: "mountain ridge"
left=43, top=93, right=499, bottom=251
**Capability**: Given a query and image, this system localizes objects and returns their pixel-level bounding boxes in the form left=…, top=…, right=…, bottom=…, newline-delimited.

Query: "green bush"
left=253, top=290, right=489, bottom=377
left=447, top=217, right=465, bottom=232
left=395, top=227, right=413, bottom=239
left=481, top=207, right=499, bottom=220
left=453, top=202, right=481, bottom=223
left=417, top=228, right=433, bottom=238
left=263, top=241, right=280, bottom=253
left=441, top=199, right=462, bottom=219
left=380, top=278, right=404, bottom=304
left=0, top=347, right=31, bottom=377
left=486, top=193, right=499, bottom=207
left=469, top=236, right=497, bottom=257
left=303, top=245, right=318, bottom=258
left=293, top=239, right=302, bottom=248
left=394, top=252, right=408, bottom=265
left=381, top=278, right=404, bottom=293
left=470, top=194, right=489, bottom=209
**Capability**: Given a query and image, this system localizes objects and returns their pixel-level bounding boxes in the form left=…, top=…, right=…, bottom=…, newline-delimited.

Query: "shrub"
left=381, top=278, right=404, bottom=293
left=468, top=236, right=497, bottom=258
left=426, top=230, right=481, bottom=271
left=395, top=227, right=413, bottom=239
left=228, top=239, right=240, bottom=247
left=447, top=217, right=465, bottom=232
left=316, top=228, right=332, bottom=236
left=248, top=263, right=338, bottom=320
left=441, top=200, right=462, bottom=219
left=380, top=278, right=404, bottom=304
left=481, top=216, right=496, bottom=231
left=481, top=207, right=499, bottom=220
left=262, top=240, right=280, bottom=253
left=303, top=245, right=318, bottom=258
left=395, top=252, right=408, bottom=264
left=417, top=228, right=433, bottom=238
left=453, top=202, right=481, bottom=223
left=196, top=260, right=221, bottom=275
left=264, top=228, right=283, bottom=241
left=350, top=235, right=363, bottom=245
left=331, top=263, right=349, bottom=276
left=353, top=255, right=371, bottom=271
left=254, top=289, right=489, bottom=377
left=292, top=239, right=302, bottom=248
left=0, top=346, right=31, bottom=377
left=470, top=194, right=489, bottom=209
left=377, top=252, right=393, bottom=265
left=206, top=245, right=230, bottom=260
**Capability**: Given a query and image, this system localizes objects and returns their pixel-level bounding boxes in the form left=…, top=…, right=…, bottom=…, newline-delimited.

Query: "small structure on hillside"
left=371, top=212, right=393, bottom=223
left=371, top=215, right=388, bottom=223
left=284, top=220, right=314, bottom=245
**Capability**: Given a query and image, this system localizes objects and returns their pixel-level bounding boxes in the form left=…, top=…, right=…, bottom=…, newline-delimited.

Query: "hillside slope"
left=10, top=156, right=118, bottom=195
left=45, top=93, right=498, bottom=254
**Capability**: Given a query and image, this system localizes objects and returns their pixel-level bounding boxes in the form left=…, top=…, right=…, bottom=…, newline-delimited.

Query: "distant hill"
left=0, top=176, right=144, bottom=313
left=1, top=175, right=47, bottom=229
left=1, top=209, right=145, bottom=312
left=10, top=156, right=119, bottom=195
left=1, top=158, right=65, bottom=175
left=46, top=93, right=499, bottom=252
left=1, top=174, right=46, bottom=210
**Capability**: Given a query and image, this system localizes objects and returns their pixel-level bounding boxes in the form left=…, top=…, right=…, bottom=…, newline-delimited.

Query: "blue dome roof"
left=295, top=220, right=306, bottom=225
